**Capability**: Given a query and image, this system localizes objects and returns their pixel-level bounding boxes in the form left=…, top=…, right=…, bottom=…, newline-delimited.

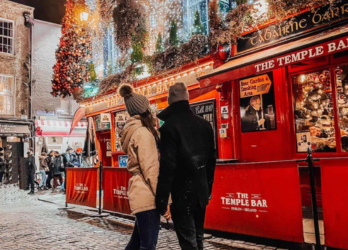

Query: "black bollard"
left=306, top=148, right=321, bottom=250
left=98, top=161, right=102, bottom=215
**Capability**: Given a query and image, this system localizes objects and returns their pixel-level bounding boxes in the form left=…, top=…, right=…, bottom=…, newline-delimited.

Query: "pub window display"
left=293, top=69, right=336, bottom=152
left=335, top=65, right=348, bottom=152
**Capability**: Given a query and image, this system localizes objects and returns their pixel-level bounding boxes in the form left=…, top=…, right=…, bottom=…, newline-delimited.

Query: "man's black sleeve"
left=155, top=125, right=177, bottom=215
left=207, top=126, right=216, bottom=197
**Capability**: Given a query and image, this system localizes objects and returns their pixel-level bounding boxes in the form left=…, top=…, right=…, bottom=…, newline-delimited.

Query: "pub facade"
left=81, top=2, right=348, bottom=249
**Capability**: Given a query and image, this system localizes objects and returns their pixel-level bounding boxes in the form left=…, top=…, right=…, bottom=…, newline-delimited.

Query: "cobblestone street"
left=0, top=185, right=243, bottom=250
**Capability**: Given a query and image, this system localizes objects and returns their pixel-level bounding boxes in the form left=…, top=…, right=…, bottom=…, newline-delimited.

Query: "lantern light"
left=80, top=11, right=89, bottom=22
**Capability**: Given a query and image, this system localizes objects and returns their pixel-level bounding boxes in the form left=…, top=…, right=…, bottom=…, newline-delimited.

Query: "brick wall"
left=0, top=0, right=34, bottom=118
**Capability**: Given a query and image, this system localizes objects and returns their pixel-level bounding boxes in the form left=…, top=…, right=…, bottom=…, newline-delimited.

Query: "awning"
left=35, top=120, right=87, bottom=137
left=0, top=124, right=30, bottom=136
left=198, top=25, right=348, bottom=85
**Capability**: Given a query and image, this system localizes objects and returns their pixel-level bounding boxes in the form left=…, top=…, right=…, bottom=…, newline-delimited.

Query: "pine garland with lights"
left=51, top=0, right=92, bottom=98
left=112, top=0, right=145, bottom=54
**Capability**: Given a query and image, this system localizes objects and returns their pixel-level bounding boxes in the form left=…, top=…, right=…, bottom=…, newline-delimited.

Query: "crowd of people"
left=27, top=146, right=84, bottom=195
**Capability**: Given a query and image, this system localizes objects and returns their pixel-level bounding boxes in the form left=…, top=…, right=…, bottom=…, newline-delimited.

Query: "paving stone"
left=0, top=185, right=290, bottom=250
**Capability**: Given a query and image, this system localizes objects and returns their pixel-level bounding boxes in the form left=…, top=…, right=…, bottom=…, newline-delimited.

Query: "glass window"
left=293, top=69, right=336, bottom=153
left=115, top=111, right=129, bottom=152
left=0, top=75, right=14, bottom=115
left=0, top=19, right=14, bottom=54
left=335, top=65, right=348, bottom=152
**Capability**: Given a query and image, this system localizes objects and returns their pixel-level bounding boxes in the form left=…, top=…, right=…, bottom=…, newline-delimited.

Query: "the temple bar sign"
left=237, top=2, right=348, bottom=53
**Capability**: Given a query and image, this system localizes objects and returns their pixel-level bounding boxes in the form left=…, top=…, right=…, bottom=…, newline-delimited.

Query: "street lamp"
left=80, top=11, right=89, bottom=22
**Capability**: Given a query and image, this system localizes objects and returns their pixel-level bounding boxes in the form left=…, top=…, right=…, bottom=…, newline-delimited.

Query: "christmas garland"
left=98, top=34, right=209, bottom=95
left=112, top=0, right=146, bottom=54
left=90, top=0, right=338, bottom=98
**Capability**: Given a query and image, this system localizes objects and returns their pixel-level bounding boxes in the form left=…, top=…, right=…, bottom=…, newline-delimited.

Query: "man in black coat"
left=156, top=82, right=216, bottom=250
left=27, top=148, right=36, bottom=195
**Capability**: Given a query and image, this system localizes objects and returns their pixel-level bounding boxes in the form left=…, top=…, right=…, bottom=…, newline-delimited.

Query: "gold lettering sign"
left=237, top=2, right=348, bottom=53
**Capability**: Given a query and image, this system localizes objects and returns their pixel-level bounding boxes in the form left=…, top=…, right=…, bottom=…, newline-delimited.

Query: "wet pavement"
left=0, top=185, right=240, bottom=250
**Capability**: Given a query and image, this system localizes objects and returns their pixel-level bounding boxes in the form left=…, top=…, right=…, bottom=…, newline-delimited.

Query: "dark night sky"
left=9, top=0, right=66, bottom=24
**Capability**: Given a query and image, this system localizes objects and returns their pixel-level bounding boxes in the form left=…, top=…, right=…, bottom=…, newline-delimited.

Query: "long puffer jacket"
left=53, top=155, right=62, bottom=176
left=120, top=116, right=159, bottom=215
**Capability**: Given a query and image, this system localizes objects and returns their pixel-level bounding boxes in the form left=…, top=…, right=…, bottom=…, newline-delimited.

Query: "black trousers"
left=171, top=206, right=206, bottom=250
left=27, top=172, right=35, bottom=192
left=125, top=209, right=160, bottom=250
left=46, top=172, right=53, bottom=188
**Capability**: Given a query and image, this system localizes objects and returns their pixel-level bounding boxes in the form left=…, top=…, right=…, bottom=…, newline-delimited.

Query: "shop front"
left=0, top=120, right=34, bottom=186
left=197, top=11, right=348, bottom=249
left=80, top=4, right=348, bottom=248
left=34, top=119, right=87, bottom=155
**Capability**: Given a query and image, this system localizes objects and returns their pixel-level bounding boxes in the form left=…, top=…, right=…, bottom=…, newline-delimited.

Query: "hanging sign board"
left=0, top=124, right=30, bottom=136
left=237, top=2, right=348, bottom=54
left=240, top=74, right=272, bottom=98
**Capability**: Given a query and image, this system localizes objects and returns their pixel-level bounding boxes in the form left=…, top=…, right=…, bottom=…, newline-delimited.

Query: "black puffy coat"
left=155, top=101, right=216, bottom=215
left=27, top=155, right=36, bottom=175
left=53, top=156, right=62, bottom=176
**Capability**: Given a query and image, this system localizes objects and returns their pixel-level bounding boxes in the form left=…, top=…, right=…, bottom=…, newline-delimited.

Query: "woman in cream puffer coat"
left=119, top=84, right=169, bottom=250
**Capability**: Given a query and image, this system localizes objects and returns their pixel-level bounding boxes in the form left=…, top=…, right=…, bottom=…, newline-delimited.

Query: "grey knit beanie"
left=118, top=84, right=150, bottom=116
left=168, top=82, right=189, bottom=105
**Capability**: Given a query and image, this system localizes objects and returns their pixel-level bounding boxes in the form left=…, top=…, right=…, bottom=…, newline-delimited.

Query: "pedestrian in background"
left=71, top=148, right=83, bottom=167
left=46, top=150, right=55, bottom=189
left=38, top=152, right=49, bottom=190
left=156, top=82, right=216, bottom=250
left=0, top=148, right=4, bottom=186
left=52, top=151, right=63, bottom=192
left=61, top=146, right=73, bottom=193
left=27, top=148, right=36, bottom=195
left=119, top=84, right=166, bottom=250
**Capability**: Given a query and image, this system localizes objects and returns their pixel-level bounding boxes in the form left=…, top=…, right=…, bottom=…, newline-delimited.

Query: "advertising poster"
left=96, top=113, right=111, bottom=131
left=296, top=132, right=312, bottom=152
left=118, top=155, right=128, bottom=168
left=115, top=112, right=128, bottom=152
left=240, top=72, right=276, bottom=133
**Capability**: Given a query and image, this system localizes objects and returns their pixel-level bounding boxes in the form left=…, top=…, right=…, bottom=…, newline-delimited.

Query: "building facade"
left=0, top=0, right=35, bottom=186
left=32, top=19, right=87, bottom=158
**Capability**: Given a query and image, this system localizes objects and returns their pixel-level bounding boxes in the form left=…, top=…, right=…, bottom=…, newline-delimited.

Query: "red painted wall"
left=235, top=68, right=292, bottom=162
left=321, top=159, right=348, bottom=250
